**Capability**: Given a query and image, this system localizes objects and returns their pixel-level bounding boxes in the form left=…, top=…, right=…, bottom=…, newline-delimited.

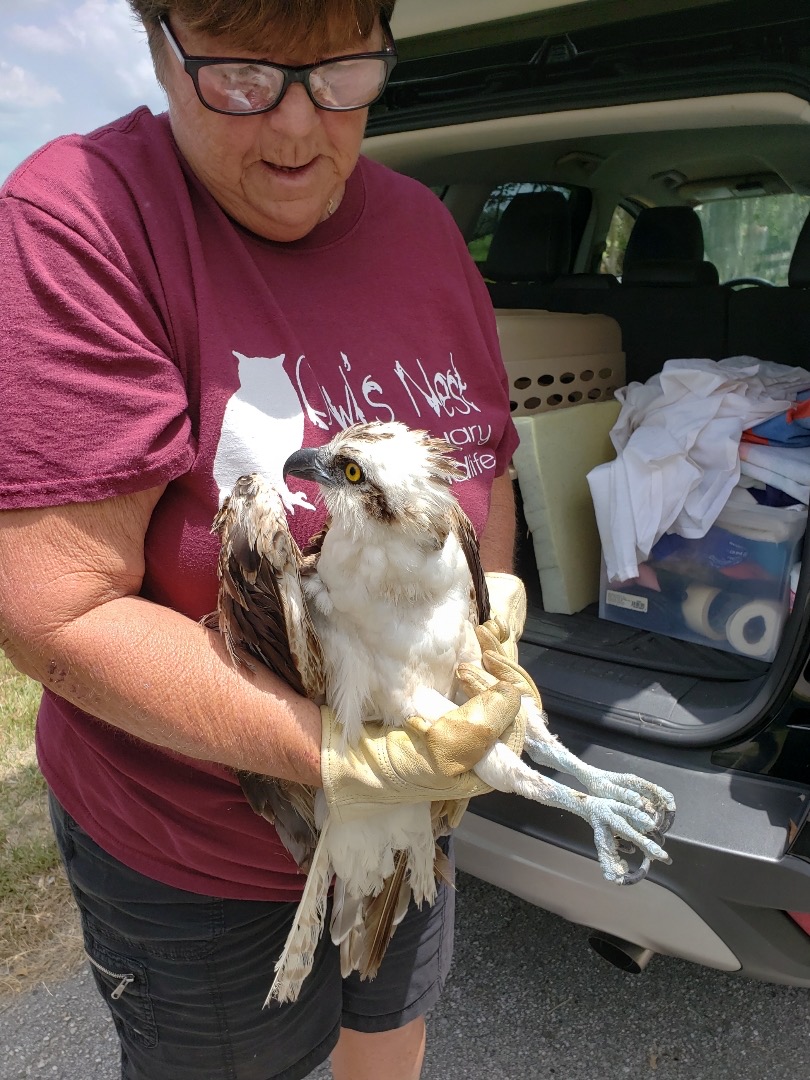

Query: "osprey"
left=211, top=421, right=675, bottom=1004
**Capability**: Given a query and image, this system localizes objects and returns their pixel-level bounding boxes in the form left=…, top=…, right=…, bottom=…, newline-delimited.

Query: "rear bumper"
left=455, top=814, right=741, bottom=970
left=456, top=733, right=810, bottom=985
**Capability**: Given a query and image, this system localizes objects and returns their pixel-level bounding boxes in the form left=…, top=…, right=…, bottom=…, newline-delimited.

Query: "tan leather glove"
left=436, top=651, right=536, bottom=833
left=484, top=572, right=527, bottom=662
left=477, top=643, right=545, bottom=713
left=432, top=796, right=470, bottom=833
left=322, top=682, right=525, bottom=825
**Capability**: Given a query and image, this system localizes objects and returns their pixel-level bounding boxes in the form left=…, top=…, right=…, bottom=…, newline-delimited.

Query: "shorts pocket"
left=84, top=936, right=158, bottom=1049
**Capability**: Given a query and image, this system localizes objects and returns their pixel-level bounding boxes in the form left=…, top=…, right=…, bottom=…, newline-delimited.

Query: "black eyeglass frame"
left=159, top=14, right=398, bottom=116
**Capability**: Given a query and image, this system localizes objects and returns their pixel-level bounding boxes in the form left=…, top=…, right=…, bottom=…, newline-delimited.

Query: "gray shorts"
left=49, top=793, right=454, bottom=1080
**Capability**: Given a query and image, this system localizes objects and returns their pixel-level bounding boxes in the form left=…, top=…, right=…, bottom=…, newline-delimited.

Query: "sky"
left=0, top=0, right=166, bottom=182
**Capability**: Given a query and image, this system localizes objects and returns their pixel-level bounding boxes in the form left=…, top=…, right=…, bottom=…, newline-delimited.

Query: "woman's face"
left=162, top=16, right=379, bottom=242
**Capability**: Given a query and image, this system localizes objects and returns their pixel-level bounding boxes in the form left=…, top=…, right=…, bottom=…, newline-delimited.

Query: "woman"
left=0, top=2, right=523, bottom=1078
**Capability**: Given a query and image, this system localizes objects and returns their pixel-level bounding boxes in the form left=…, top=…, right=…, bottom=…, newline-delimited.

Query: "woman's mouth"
left=264, top=159, right=318, bottom=176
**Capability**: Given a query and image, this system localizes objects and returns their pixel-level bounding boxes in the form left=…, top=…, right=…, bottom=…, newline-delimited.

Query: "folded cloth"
left=743, top=389, right=810, bottom=446
left=589, top=356, right=810, bottom=582
left=738, top=442, right=810, bottom=504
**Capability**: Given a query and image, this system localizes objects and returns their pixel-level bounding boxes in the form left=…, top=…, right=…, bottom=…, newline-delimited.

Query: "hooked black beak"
left=283, top=446, right=336, bottom=486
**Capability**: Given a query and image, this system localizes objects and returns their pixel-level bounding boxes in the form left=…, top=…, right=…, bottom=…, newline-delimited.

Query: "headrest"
left=553, top=272, right=619, bottom=290
left=623, top=206, right=705, bottom=272
left=622, top=259, right=720, bottom=287
left=483, top=191, right=572, bottom=283
left=789, top=212, right=810, bottom=288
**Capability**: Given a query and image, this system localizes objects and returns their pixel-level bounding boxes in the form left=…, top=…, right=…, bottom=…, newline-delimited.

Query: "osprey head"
left=283, top=421, right=464, bottom=540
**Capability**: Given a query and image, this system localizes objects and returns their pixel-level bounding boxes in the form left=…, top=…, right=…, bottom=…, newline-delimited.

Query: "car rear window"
left=695, top=194, right=810, bottom=285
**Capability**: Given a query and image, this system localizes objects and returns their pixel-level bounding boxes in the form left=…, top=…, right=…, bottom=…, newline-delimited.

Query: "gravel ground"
left=2, top=872, right=809, bottom=1080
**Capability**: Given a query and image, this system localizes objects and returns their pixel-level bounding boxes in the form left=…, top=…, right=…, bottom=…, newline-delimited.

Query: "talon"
left=619, top=856, right=652, bottom=886
left=656, top=807, right=677, bottom=835
left=612, top=833, right=659, bottom=883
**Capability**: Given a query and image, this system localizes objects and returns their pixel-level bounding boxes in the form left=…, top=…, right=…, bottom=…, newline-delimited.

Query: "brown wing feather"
left=211, top=474, right=325, bottom=698
left=208, top=474, right=324, bottom=870
left=450, top=503, right=490, bottom=625
left=237, top=771, right=318, bottom=874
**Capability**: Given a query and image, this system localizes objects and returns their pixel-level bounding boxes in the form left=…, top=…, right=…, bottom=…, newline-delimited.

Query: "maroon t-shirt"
left=0, top=107, right=518, bottom=899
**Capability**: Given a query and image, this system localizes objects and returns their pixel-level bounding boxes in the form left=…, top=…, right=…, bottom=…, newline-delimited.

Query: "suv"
left=365, top=0, right=810, bottom=986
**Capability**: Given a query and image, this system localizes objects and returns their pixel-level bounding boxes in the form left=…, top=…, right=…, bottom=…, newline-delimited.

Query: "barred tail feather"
left=265, top=817, right=333, bottom=1006
left=357, top=850, right=411, bottom=980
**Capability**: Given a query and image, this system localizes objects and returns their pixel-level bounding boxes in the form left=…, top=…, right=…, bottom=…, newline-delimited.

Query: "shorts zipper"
left=86, top=954, right=136, bottom=1000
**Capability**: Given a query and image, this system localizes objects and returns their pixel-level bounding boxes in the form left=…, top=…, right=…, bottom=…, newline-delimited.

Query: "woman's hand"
left=321, top=683, right=525, bottom=823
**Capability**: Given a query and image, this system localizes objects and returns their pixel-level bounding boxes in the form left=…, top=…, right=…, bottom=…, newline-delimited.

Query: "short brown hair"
left=128, top=1, right=397, bottom=82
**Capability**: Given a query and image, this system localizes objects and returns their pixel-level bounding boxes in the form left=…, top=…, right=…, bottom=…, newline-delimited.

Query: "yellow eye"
left=344, top=461, right=364, bottom=484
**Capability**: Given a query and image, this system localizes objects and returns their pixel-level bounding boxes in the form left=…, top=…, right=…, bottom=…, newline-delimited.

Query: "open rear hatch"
left=367, top=0, right=810, bottom=750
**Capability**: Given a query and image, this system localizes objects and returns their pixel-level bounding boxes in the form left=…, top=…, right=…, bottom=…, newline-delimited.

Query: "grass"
left=0, top=653, right=84, bottom=997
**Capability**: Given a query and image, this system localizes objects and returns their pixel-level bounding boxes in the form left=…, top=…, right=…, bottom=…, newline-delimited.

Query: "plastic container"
left=495, top=310, right=625, bottom=416
left=599, top=495, right=807, bottom=662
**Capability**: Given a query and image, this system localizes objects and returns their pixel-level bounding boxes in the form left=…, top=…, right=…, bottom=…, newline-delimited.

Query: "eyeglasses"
left=159, top=15, right=398, bottom=116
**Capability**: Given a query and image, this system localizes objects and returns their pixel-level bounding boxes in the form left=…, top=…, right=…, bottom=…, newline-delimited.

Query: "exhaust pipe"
left=588, top=931, right=655, bottom=974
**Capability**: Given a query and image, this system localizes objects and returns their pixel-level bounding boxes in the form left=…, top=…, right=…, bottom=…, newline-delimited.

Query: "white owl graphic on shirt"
left=212, top=350, right=314, bottom=513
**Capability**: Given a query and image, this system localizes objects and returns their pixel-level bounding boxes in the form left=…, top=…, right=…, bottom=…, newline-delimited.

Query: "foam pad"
left=513, top=401, right=621, bottom=614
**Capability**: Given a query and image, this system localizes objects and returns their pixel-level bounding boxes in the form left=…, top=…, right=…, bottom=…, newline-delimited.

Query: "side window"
left=468, top=182, right=572, bottom=269
left=599, top=204, right=635, bottom=277
left=695, top=196, right=810, bottom=285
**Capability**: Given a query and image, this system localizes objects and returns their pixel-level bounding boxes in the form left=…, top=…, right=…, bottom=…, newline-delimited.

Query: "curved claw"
left=591, top=805, right=671, bottom=886
left=613, top=829, right=667, bottom=884
left=618, top=855, right=653, bottom=886
left=656, top=807, right=677, bottom=835
left=611, top=839, right=650, bottom=882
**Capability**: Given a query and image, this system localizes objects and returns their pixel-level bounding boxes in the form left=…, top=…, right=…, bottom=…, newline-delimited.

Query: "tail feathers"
left=265, top=818, right=333, bottom=1006
left=338, top=841, right=451, bottom=982
left=271, top=830, right=448, bottom=994
left=356, top=851, right=411, bottom=980
left=330, top=875, right=364, bottom=950
left=339, top=917, right=366, bottom=980
left=433, top=842, right=455, bottom=890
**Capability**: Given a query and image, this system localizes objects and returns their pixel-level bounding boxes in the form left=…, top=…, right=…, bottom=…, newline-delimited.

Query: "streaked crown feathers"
left=285, top=421, right=465, bottom=540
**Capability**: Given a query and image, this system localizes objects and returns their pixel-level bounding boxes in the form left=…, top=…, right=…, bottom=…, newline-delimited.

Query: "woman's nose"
left=264, top=81, right=320, bottom=135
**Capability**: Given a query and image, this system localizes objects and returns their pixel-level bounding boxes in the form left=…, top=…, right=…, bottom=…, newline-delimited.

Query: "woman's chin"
left=232, top=172, right=336, bottom=241
left=234, top=199, right=328, bottom=242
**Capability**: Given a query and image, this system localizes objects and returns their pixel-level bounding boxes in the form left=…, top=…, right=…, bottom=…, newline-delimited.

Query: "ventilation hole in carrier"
left=547, top=394, right=563, bottom=406
left=524, top=396, right=542, bottom=410
left=514, top=376, right=532, bottom=390
left=509, top=400, right=518, bottom=411
left=560, top=371, right=576, bottom=384
left=598, top=367, right=613, bottom=379
left=587, top=388, right=602, bottom=400
left=568, top=391, right=583, bottom=403
left=579, top=369, right=595, bottom=381
left=538, top=374, right=555, bottom=387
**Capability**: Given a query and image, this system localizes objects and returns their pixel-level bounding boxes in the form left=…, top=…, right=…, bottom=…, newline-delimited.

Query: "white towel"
left=739, top=442, right=810, bottom=503
left=589, top=357, right=810, bottom=582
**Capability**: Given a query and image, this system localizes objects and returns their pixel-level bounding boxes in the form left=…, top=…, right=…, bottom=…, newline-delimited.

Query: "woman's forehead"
left=173, top=6, right=380, bottom=60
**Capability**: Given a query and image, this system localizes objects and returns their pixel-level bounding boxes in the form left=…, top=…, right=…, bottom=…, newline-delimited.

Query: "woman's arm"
left=0, top=487, right=322, bottom=785
left=478, top=470, right=517, bottom=573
